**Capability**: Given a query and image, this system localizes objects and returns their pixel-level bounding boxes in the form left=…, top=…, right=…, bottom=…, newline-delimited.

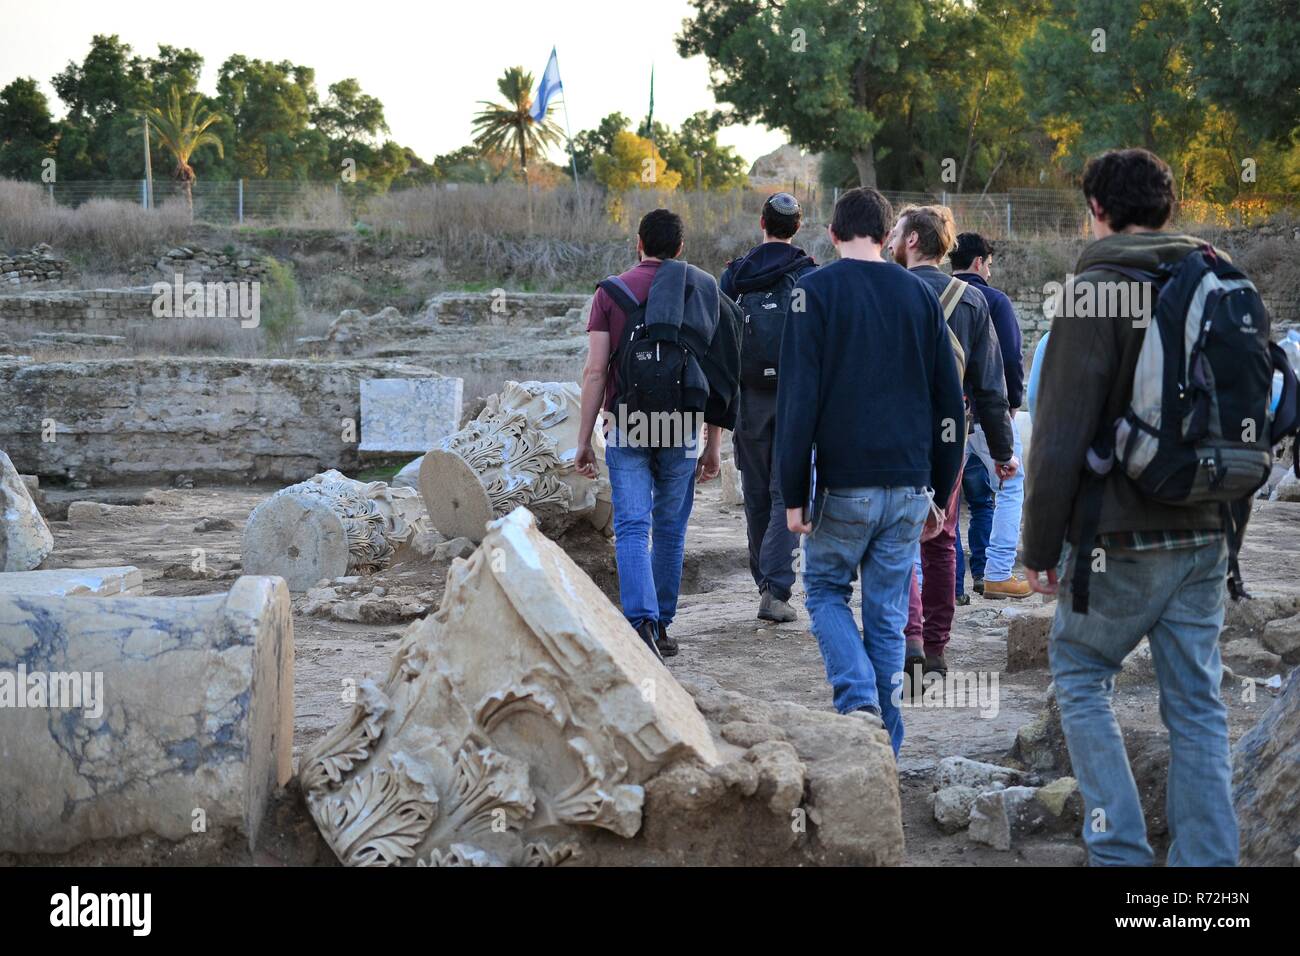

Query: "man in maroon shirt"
left=576, top=209, right=725, bottom=662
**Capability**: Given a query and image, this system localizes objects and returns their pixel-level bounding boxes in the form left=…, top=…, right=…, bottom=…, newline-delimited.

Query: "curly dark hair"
left=1081, top=148, right=1176, bottom=231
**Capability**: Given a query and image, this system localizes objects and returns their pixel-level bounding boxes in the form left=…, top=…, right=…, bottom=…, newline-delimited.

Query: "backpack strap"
left=597, top=275, right=641, bottom=315
left=1222, top=500, right=1252, bottom=601
left=939, top=277, right=968, bottom=322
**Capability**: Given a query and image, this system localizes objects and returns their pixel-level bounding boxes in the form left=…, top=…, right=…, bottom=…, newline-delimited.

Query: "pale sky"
left=0, top=0, right=788, bottom=170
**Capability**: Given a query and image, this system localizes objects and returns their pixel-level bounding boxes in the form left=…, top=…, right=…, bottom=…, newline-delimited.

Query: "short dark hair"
left=831, top=187, right=893, bottom=244
left=897, top=204, right=957, bottom=260
left=1081, top=148, right=1176, bottom=231
left=950, top=232, right=994, bottom=270
left=761, top=192, right=802, bottom=239
left=638, top=208, right=684, bottom=259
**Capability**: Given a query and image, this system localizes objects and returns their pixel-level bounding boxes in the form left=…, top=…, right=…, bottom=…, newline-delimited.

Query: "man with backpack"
left=951, top=231, right=1031, bottom=601
left=887, top=205, right=1017, bottom=681
left=1024, top=147, right=1297, bottom=866
left=576, top=208, right=742, bottom=663
left=719, top=192, right=817, bottom=624
left=778, top=188, right=965, bottom=754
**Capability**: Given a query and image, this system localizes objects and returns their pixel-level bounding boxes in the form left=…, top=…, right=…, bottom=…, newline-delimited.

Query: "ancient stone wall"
left=0, top=244, right=69, bottom=287
left=0, top=288, right=158, bottom=332
left=0, top=358, right=440, bottom=484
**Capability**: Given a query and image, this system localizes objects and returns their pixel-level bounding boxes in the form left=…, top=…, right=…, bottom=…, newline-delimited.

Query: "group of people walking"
left=575, top=147, right=1276, bottom=867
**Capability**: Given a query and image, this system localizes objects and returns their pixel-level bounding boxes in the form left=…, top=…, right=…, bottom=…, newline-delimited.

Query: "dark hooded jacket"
left=720, top=241, right=817, bottom=300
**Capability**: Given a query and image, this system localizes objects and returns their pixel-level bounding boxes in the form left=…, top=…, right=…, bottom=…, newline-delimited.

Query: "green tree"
left=678, top=0, right=966, bottom=187
left=1018, top=0, right=1201, bottom=172
left=135, top=85, right=225, bottom=213
left=1188, top=0, right=1300, bottom=144
left=571, top=112, right=631, bottom=175
left=471, top=66, right=563, bottom=181
left=215, top=56, right=321, bottom=179
left=0, top=78, right=56, bottom=179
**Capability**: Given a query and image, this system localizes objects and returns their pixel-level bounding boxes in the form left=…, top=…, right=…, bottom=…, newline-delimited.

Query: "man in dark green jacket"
left=1024, top=148, right=1237, bottom=867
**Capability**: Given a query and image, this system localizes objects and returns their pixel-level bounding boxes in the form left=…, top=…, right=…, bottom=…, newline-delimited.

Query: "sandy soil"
left=32, top=481, right=1297, bottom=866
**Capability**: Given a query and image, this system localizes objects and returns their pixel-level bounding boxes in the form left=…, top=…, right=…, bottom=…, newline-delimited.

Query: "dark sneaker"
left=903, top=643, right=926, bottom=700
left=636, top=620, right=664, bottom=663
left=656, top=620, right=679, bottom=658
left=956, top=592, right=971, bottom=607
left=758, top=590, right=798, bottom=623
left=924, top=652, right=948, bottom=677
left=972, top=578, right=985, bottom=596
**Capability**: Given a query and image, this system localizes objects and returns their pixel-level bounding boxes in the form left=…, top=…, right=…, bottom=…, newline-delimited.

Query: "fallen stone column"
left=0, top=449, right=54, bottom=572
left=418, top=380, right=612, bottom=543
left=300, top=507, right=906, bottom=867
left=0, top=565, right=142, bottom=597
left=242, top=469, right=430, bottom=591
left=0, top=576, right=294, bottom=857
left=1233, top=668, right=1300, bottom=865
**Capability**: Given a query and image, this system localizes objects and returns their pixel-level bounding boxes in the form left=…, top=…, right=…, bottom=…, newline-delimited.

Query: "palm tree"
left=471, top=67, right=563, bottom=182
left=134, top=86, right=224, bottom=215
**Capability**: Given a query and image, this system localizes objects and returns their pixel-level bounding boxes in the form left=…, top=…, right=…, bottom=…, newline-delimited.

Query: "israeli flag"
left=530, top=48, right=562, bottom=122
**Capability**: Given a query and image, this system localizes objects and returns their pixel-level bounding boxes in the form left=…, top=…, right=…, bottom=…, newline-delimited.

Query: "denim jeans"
left=968, top=418, right=1025, bottom=582
left=605, top=438, right=698, bottom=629
left=802, top=485, right=930, bottom=755
left=956, top=453, right=994, bottom=594
left=1049, top=541, right=1238, bottom=866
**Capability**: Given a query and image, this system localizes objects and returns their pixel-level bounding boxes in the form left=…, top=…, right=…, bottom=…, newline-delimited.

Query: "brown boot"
left=983, top=576, right=1032, bottom=600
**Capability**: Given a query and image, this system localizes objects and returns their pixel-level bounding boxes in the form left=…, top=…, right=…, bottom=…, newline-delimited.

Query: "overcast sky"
left=0, top=0, right=789, bottom=169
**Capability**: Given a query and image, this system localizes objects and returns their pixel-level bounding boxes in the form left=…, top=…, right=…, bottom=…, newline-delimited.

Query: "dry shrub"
left=0, top=179, right=189, bottom=264
left=127, top=318, right=263, bottom=358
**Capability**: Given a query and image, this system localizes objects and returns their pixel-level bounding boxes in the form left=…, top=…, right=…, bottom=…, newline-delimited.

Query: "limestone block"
left=298, top=507, right=717, bottom=867
left=1005, top=604, right=1056, bottom=672
left=419, top=381, right=612, bottom=543
left=720, top=456, right=744, bottom=507
left=1, top=448, right=53, bottom=572
left=934, top=755, right=1035, bottom=791
left=968, top=779, right=1082, bottom=851
left=1261, top=614, right=1300, bottom=665
left=930, top=785, right=981, bottom=833
left=243, top=470, right=430, bottom=591
left=0, top=566, right=142, bottom=597
left=1233, top=669, right=1300, bottom=865
left=0, top=576, right=294, bottom=856
left=359, top=377, right=463, bottom=453
left=1270, top=470, right=1300, bottom=502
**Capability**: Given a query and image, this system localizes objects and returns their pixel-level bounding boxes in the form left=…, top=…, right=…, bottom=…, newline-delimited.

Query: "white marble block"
left=359, top=377, right=463, bottom=453
left=0, top=566, right=143, bottom=597
left=0, top=576, right=295, bottom=856
left=1, top=449, right=54, bottom=572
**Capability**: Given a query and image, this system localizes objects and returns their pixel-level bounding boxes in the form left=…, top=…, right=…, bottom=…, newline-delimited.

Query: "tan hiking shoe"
left=983, top=576, right=1032, bottom=599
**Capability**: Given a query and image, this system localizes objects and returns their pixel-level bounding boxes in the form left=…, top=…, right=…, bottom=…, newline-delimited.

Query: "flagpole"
left=552, top=48, right=582, bottom=202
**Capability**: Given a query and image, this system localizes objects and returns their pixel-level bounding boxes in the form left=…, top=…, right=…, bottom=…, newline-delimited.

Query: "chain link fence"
left=17, top=178, right=1298, bottom=238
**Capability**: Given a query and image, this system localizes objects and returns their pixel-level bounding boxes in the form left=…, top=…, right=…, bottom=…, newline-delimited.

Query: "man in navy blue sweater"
left=776, top=188, right=965, bottom=754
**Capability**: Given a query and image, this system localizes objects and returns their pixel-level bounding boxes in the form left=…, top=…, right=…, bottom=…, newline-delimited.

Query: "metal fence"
left=17, top=178, right=1296, bottom=238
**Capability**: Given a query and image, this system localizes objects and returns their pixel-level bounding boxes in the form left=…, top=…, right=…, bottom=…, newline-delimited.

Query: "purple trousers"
left=905, top=480, right=961, bottom=656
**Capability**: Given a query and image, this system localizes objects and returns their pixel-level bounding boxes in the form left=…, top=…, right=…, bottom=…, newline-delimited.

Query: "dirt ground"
left=32, top=479, right=1297, bottom=867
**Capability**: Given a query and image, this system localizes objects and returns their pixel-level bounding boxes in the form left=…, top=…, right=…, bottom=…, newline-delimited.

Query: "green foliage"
left=257, top=256, right=302, bottom=347
left=0, top=77, right=56, bottom=179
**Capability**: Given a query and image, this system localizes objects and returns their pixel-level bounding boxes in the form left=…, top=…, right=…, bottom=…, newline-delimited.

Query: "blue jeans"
left=1049, top=541, right=1238, bottom=866
left=802, top=485, right=929, bottom=755
left=606, top=439, right=698, bottom=629
left=968, top=419, right=1026, bottom=581
left=956, top=454, right=994, bottom=594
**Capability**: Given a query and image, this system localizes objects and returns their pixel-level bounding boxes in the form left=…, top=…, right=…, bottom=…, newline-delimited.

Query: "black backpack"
left=598, top=275, right=708, bottom=418
left=738, top=271, right=799, bottom=390
left=1071, top=245, right=1300, bottom=611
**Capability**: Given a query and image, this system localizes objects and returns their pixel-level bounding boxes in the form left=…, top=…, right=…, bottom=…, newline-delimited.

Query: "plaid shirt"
left=1096, top=529, right=1223, bottom=552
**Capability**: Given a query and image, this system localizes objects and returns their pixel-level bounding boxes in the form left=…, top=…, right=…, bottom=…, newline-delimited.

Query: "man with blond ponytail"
left=887, top=204, right=1017, bottom=681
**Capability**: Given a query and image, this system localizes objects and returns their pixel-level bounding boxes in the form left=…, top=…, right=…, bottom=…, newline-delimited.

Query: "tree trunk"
left=184, top=179, right=194, bottom=219
left=852, top=143, right=877, bottom=188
